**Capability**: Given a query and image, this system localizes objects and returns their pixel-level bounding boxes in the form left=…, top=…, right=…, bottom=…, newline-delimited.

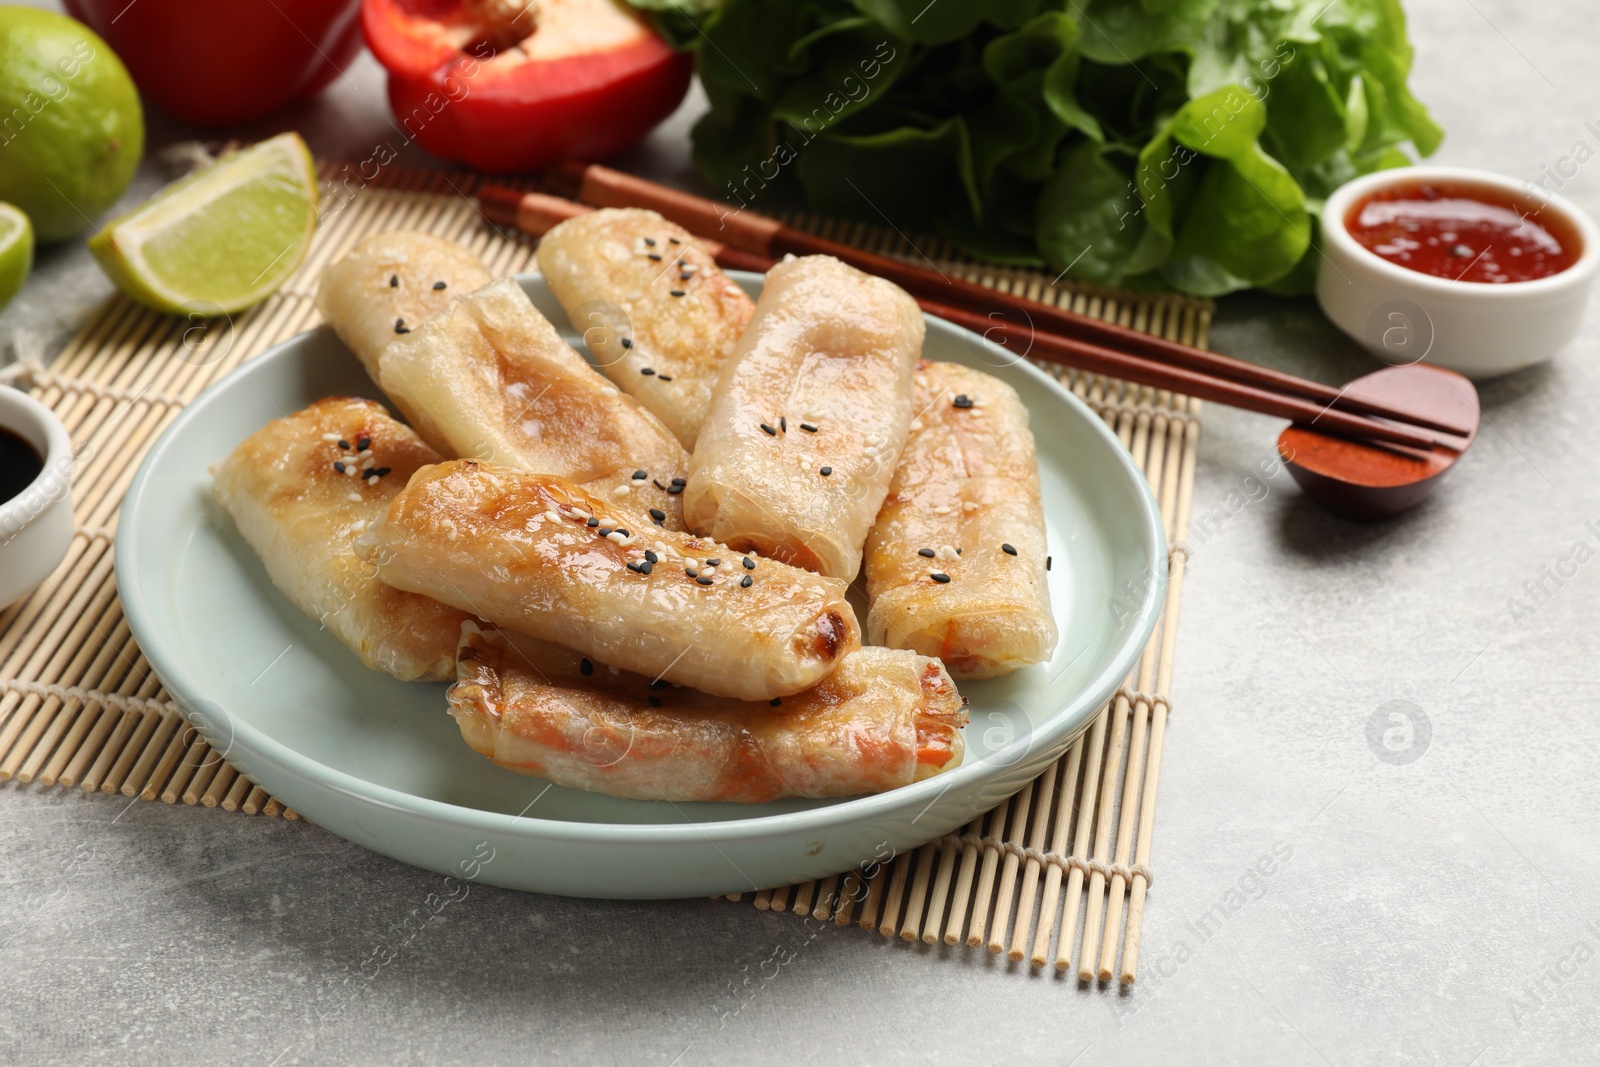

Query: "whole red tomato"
left=62, top=0, right=363, bottom=126
left=362, top=0, right=691, bottom=173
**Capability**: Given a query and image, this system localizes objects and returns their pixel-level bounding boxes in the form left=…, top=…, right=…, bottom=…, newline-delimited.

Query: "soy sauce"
left=0, top=426, right=44, bottom=503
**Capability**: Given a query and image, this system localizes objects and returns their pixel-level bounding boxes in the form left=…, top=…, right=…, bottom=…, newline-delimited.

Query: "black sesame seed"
left=371, top=467, right=391, bottom=478
left=389, top=275, right=398, bottom=288
left=677, top=259, right=686, bottom=267
left=705, top=558, right=721, bottom=567
left=653, top=479, right=667, bottom=491
left=668, top=237, right=680, bottom=244
left=598, top=527, right=613, bottom=537
left=641, top=367, right=656, bottom=376
left=356, top=437, right=370, bottom=451
left=666, top=484, right=683, bottom=495
left=779, top=416, right=787, bottom=432
left=800, top=423, right=818, bottom=433
left=338, top=439, right=351, bottom=450
left=587, top=518, right=599, bottom=527
left=917, top=548, right=935, bottom=558
left=580, top=658, right=594, bottom=676
left=627, top=561, right=644, bottom=574
left=953, top=394, right=973, bottom=409
left=670, top=477, right=686, bottom=486
left=639, top=560, right=653, bottom=575
left=770, top=698, right=781, bottom=707
left=644, top=550, right=658, bottom=563
left=741, top=575, right=753, bottom=588
left=650, top=679, right=669, bottom=691
left=432, top=280, right=447, bottom=290
left=644, top=237, right=656, bottom=246
left=648, top=253, right=662, bottom=261
left=332, top=461, right=346, bottom=473
left=760, top=423, right=777, bottom=436
left=819, top=466, right=832, bottom=476
left=649, top=508, right=666, bottom=525
left=1001, top=543, right=1018, bottom=556
left=679, top=273, right=691, bottom=282
left=696, top=575, right=713, bottom=586
left=616, top=528, right=630, bottom=538
left=742, top=556, right=755, bottom=569
left=633, top=469, right=648, bottom=479
left=394, top=319, right=409, bottom=334
left=930, top=572, right=951, bottom=583
left=621, top=338, right=633, bottom=349
left=1046, top=556, right=1053, bottom=571
left=669, top=289, right=685, bottom=297
left=956, top=548, right=962, bottom=555
left=648, top=695, right=662, bottom=707
left=657, top=374, right=672, bottom=382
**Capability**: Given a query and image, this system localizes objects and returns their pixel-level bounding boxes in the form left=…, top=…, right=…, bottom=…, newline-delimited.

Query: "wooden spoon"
left=1278, top=363, right=1480, bottom=520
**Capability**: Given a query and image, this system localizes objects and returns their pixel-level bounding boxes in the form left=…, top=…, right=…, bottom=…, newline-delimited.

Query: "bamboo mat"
left=0, top=161, right=1207, bottom=984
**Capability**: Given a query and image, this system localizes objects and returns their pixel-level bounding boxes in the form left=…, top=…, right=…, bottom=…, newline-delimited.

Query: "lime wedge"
left=0, top=203, right=33, bottom=313
left=88, top=133, right=318, bottom=315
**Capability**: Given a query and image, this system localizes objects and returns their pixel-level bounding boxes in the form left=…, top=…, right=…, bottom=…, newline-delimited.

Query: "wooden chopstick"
left=544, top=163, right=1476, bottom=440
left=481, top=186, right=1449, bottom=452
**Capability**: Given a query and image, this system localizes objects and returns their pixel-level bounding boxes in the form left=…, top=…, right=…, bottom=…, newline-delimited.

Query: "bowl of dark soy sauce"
left=0, top=386, right=73, bottom=608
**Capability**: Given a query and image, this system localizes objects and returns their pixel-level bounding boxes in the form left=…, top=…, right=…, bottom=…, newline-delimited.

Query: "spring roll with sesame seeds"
left=683, top=255, right=923, bottom=582
left=449, top=626, right=966, bottom=802
left=315, top=231, right=494, bottom=387
left=375, top=276, right=690, bottom=531
left=362, top=460, right=861, bottom=701
left=536, top=208, right=754, bottom=451
left=210, top=397, right=474, bottom=682
left=864, top=361, right=1056, bottom=679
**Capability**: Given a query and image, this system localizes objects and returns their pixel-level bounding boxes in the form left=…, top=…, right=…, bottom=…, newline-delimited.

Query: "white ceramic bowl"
left=1317, top=166, right=1600, bottom=378
left=0, top=387, right=74, bottom=608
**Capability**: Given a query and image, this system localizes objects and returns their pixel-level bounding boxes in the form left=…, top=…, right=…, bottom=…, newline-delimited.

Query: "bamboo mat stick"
left=222, top=774, right=252, bottom=812
left=200, top=763, right=238, bottom=808
left=964, top=800, right=1012, bottom=947
left=899, top=844, right=939, bottom=942
left=942, top=816, right=985, bottom=945
left=753, top=889, right=773, bottom=911
left=813, top=875, right=839, bottom=922
left=878, top=847, right=914, bottom=937
left=241, top=786, right=267, bottom=815
left=1031, top=735, right=1086, bottom=966
left=835, top=871, right=862, bottom=926
left=1006, top=759, right=1061, bottom=960
left=986, top=774, right=1037, bottom=954
left=857, top=862, right=888, bottom=931
left=921, top=837, right=960, bottom=944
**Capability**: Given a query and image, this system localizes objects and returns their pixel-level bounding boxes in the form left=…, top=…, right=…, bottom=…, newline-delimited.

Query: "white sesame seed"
left=611, top=484, right=632, bottom=499
left=962, top=501, right=980, bottom=512
left=932, top=506, right=952, bottom=516
left=914, top=375, right=927, bottom=388
left=344, top=465, right=358, bottom=477
left=361, top=458, right=375, bottom=471
left=725, top=284, right=742, bottom=298
left=321, top=433, right=341, bottom=442
left=910, top=419, right=924, bottom=432
left=571, top=509, right=591, bottom=521
left=867, top=434, right=883, bottom=445
left=626, top=291, right=644, bottom=302
left=606, top=531, right=628, bottom=544
left=347, top=492, right=362, bottom=502
left=601, top=385, right=619, bottom=398
left=939, top=544, right=958, bottom=560
left=356, top=449, right=373, bottom=459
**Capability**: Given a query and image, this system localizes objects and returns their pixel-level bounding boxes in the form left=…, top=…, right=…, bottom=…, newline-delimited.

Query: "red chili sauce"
left=1346, top=181, right=1579, bottom=283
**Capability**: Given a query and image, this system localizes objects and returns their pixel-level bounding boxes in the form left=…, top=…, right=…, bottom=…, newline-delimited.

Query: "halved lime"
left=88, top=133, right=319, bottom=315
left=0, top=203, right=33, bottom=313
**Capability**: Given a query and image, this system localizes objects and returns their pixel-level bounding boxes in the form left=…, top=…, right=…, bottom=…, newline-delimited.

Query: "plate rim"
left=116, top=270, right=1167, bottom=846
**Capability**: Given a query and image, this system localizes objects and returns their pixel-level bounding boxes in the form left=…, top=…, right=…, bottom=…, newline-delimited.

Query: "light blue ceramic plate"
left=117, top=272, right=1165, bottom=899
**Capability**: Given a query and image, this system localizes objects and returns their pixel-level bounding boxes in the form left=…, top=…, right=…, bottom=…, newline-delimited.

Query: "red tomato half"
left=362, top=0, right=692, bottom=173
left=62, top=0, right=364, bottom=126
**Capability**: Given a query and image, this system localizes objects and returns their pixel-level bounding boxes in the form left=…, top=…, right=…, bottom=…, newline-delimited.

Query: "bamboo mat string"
left=0, top=164, right=1202, bottom=983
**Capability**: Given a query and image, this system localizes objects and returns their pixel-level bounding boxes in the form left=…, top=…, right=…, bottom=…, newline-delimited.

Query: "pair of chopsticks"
left=479, top=164, right=1473, bottom=452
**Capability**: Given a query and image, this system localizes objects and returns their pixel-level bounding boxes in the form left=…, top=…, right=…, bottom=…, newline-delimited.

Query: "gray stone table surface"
left=3, top=1, right=1598, bottom=1063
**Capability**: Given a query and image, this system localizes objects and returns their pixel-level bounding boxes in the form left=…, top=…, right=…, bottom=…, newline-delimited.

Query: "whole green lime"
left=0, top=6, right=143, bottom=243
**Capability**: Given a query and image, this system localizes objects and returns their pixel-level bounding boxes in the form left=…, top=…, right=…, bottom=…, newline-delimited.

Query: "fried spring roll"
left=537, top=208, right=755, bottom=450
left=683, top=255, right=924, bottom=581
left=864, top=361, right=1057, bottom=679
left=450, top=626, right=967, bottom=802
left=315, top=231, right=493, bottom=386
left=376, top=277, right=690, bottom=530
left=362, top=460, right=861, bottom=701
left=211, top=397, right=473, bottom=681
